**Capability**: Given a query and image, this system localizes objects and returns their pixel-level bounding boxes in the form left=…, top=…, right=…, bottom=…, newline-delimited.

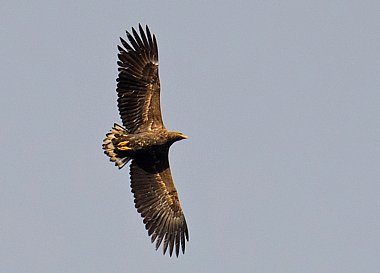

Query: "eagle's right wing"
left=116, top=25, right=165, bottom=133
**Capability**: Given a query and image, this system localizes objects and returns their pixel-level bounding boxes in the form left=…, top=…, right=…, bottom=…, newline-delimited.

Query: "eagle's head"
left=168, top=131, right=188, bottom=143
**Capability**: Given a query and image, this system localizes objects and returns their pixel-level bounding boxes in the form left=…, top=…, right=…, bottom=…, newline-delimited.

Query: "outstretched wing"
left=116, top=25, right=164, bottom=133
left=130, top=149, right=189, bottom=257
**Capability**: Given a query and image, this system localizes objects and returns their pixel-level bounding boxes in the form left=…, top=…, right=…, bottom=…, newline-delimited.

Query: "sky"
left=1, top=1, right=380, bottom=272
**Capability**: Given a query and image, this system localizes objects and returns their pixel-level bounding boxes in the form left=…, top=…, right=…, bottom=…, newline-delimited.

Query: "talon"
left=118, top=141, right=129, bottom=146
left=117, top=141, right=132, bottom=151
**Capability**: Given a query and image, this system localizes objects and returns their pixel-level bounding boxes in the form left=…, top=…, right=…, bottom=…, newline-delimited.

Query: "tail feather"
left=103, top=123, right=130, bottom=169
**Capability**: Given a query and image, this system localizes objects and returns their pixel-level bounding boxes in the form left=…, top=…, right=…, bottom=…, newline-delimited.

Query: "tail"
left=102, top=123, right=131, bottom=169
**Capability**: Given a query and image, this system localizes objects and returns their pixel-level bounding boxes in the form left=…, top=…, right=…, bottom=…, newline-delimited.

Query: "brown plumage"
left=102, top=25, right=189, bottom=257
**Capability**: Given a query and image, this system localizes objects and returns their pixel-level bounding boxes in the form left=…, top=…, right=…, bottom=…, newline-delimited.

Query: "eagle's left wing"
left=130, top=149, right=189, bottom=257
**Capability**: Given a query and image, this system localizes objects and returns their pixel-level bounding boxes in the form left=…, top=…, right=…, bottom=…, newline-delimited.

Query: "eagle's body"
left=102, top=25, right=189, bottom=257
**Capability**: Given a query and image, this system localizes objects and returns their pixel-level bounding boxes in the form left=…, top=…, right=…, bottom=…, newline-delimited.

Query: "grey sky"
left=1, top=1, right=380, bottom=272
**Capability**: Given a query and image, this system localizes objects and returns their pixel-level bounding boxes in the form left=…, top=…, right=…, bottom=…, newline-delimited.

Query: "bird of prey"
left=102, top=25, right=189, bottom=257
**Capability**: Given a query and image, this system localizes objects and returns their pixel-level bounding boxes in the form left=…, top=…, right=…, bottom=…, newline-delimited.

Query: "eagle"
left=102, top=25, right=189, bottom=257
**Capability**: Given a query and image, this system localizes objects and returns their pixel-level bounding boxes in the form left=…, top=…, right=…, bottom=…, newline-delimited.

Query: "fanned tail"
left=102, top=123, right=131, bottom=169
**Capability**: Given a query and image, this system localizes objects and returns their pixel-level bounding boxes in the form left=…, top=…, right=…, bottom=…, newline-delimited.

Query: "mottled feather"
left=116, top=25, right=164, bottom=133
left=130, top=150, right=189, bottom=257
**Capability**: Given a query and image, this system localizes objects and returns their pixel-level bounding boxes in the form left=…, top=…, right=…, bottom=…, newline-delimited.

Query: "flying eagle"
left=102, top=25, right=189, bottom=257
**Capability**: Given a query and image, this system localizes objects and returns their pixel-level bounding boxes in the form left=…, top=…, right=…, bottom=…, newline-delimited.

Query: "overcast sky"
left=1, top=1, right=380, bottom=272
